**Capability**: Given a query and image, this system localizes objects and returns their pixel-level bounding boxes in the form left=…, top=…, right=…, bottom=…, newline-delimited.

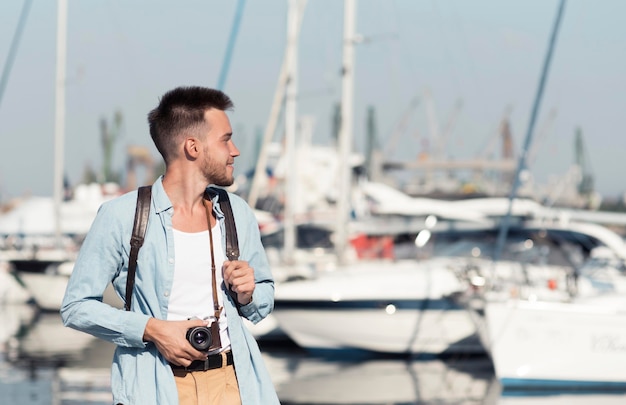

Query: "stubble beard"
left=204, top=156, right=234, bottom=187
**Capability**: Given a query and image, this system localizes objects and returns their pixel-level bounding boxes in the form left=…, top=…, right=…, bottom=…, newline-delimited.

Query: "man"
left=61, top=86, right=279, bottom=404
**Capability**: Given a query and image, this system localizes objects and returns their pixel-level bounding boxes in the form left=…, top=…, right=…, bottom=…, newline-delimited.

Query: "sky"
left=1, top=0, right=625, bottom=202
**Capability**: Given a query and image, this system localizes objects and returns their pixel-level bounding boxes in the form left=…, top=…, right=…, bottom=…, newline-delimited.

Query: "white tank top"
left=167, top=224, right=231, bottom=351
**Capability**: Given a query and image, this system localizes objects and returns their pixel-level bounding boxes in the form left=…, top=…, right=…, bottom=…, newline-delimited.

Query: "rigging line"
left=0, top=0, right=33, bottom=111
left=216, top=0, right=246, bottom=91
left=493, top=0, right=567, bottom=262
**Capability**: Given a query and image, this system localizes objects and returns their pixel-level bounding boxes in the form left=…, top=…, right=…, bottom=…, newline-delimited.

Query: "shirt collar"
left=150, top=177, right=225, bottom=219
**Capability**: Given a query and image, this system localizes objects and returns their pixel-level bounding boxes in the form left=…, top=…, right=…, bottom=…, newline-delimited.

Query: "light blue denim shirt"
left=60, top=177, right=279, bottom=404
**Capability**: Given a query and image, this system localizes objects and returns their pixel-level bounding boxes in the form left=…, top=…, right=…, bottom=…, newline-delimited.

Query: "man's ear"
left=183, top=137, right=200, bottom=159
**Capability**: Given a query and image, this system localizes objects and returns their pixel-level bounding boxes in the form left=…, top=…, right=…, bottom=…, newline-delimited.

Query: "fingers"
left=169, top=346, right=207, bottom=367
left=223, top=260, right=255, bottom=305
left=223, top=260, right=254, bottom=291
left=147, top=319, right=210, bottom=366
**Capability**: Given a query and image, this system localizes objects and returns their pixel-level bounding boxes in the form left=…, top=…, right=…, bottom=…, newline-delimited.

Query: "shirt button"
left=164, top=291, right=170, bottom=297
left=168, top=258, right=174, bottom=264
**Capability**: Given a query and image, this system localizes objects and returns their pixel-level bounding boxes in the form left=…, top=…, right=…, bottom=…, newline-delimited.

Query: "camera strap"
left=202, top=194, right=223, bottom=351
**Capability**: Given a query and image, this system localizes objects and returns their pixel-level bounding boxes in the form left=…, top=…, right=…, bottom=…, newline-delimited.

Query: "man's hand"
left=143, top=318, right=208, bottom=367
left=223, top=260, right=255, bottom=305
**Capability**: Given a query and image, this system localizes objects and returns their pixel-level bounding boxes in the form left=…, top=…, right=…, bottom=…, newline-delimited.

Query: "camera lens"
left=186, top=326, right=212, bottom=351
left=192, top=330, right=207, bottom=344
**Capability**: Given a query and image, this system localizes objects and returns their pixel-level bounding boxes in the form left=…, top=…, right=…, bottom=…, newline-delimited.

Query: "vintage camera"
left=186, top=317, right=221, bottom=352
left=186, top=325, right=212, bottom=352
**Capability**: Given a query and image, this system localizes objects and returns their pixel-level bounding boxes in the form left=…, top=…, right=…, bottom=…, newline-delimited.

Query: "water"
left=1, top=305, right=625, bottom=405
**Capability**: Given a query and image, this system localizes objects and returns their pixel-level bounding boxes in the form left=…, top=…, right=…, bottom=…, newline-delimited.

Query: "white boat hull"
left=485, top=298, right=626, bottom=389
left=244, top=314, right=287, bottom=341
left=18, top=272, right=72, bottom=312
left=0, top=266, right=32, bottom=305
left=273, top=259, right=482, bottom=355
left=273, top=303, right=480, bottom=354
left=17, top=264, right=124, bottom=312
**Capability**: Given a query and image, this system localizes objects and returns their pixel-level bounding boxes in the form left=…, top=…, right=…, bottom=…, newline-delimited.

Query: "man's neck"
left=162, top=169, right=215, bottom=231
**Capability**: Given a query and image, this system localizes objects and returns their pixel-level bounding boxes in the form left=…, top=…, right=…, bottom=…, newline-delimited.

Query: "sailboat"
left=268, top=0, right=488, bottom=356
left=474, top=247, right=626, bottom=390
left=0, top=0, right=73, bottom=311
left=268, top=0, right=626, bottom=357
left=461, top=0, right=626, bottom=390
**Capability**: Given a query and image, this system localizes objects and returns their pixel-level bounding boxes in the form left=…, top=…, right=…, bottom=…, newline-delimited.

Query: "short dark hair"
left=148, top=86, right=234, bottom=163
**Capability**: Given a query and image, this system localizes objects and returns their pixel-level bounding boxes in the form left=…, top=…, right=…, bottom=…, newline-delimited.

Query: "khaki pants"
left=172, top=364, right=241, bottom=405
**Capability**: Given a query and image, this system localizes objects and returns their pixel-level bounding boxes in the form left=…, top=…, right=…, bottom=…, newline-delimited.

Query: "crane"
left=384, top=95, right=420, bottom=158
left=575, top=127, right=594, bottom=195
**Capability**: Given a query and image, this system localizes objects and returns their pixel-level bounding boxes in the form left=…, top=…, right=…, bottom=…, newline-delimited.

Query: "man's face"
left=200, top=109, right=239, bottom=187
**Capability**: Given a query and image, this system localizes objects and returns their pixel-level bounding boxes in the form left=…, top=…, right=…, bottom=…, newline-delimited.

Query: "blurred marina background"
left=1, top=0, right=626, bottom=203
left=2, top=0, right=626, bottom=403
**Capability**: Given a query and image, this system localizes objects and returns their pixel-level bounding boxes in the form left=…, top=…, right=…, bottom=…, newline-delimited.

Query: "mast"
left=53, top=0, right=67, bottom=246
left=335, top=0, right=356, bottom=264
left=216, top=0, right=246, bottom=91
left=247, top=1, right=306, bottom=209
left=0, top=0, right=32, bottom=110
left=283, top=0, right=301, bottom=264
left=494, top=0, right=566, bottom=261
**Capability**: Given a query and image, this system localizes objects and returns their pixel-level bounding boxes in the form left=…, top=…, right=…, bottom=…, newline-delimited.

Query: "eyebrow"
left=220, top=132, right=233, bottom=141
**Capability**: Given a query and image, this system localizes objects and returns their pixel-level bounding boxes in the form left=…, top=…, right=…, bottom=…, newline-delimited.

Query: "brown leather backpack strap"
left=207, top=187, right=239, bottom=261
left=125, top=186, right=152, bottom=311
